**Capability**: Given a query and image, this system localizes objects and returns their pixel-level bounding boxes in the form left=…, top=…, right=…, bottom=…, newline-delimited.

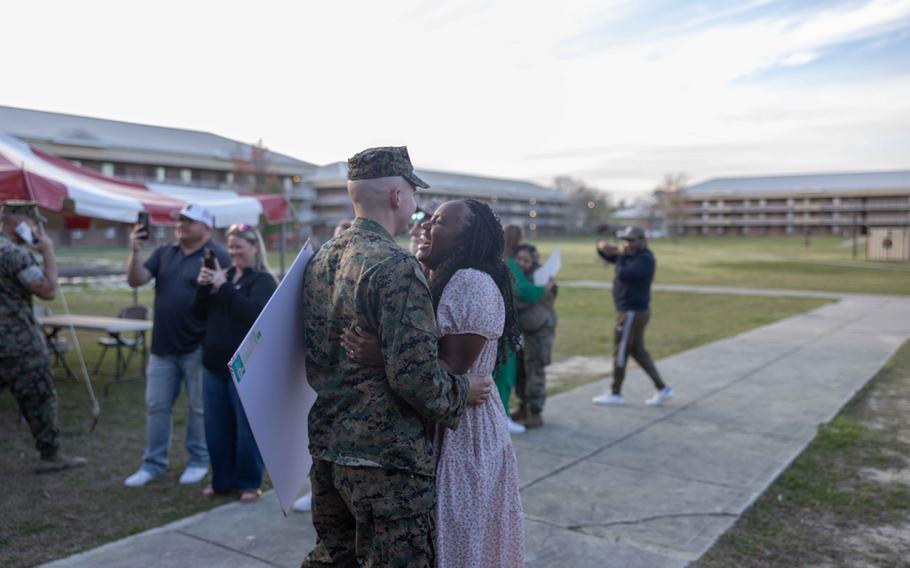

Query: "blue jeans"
left=203, top=368, right=263, bottom=491
left=141, top=348, right=208, bottom=476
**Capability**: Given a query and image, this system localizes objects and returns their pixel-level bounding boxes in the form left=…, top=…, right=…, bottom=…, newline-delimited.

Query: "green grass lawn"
left=60, top=235, right=910, bottom=296
left=531, top=236, right=910, bottom=295
left=694, top=340, right=910, bottom=567
left=553, top=287, right=829, bottom=360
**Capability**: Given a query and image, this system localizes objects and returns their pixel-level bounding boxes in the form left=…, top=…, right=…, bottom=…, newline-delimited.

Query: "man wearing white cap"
left=123, top=204, right=229, bottom=487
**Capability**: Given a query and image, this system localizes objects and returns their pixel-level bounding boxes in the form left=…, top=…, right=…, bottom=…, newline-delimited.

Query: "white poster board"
left=533, top=246, right=562, bottom=285
left=229, top=241, right=316, bottom=515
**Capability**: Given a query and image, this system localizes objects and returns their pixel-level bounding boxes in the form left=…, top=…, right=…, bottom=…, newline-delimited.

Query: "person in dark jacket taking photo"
left=592, top=226, right=673, bottom=407
left=194, top=223, right=277, bottom=501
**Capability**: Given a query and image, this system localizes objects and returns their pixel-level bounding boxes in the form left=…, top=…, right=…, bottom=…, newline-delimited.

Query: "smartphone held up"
left=14, top=221, right=38, bottom=245
left=137, top=211, right=150, bottom=240
left=203, top=248, right=216, bottom=270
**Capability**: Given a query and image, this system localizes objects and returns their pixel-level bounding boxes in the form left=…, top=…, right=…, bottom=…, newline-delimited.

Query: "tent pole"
left=279, top=221, right=287, bottom=279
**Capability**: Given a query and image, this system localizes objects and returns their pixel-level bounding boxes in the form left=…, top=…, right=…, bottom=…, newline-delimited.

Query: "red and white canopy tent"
left=0, top=132, right=290, bottom=228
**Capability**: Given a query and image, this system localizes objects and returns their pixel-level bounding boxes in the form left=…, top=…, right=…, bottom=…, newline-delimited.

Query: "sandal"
left=239, top=489, right=262, bottom=502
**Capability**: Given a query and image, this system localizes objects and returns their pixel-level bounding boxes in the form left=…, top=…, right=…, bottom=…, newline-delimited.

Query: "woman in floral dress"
left=346, top=199, right=525, bottom=567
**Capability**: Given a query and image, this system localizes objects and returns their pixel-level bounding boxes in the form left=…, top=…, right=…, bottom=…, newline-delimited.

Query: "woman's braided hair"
left=427, top=199, right=522, bottom=364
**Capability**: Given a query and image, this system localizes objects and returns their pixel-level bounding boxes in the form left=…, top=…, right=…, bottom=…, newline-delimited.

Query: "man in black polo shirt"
left=123, top=204, right=229, bottom=487
left=592, top=226, right=673, bottom=407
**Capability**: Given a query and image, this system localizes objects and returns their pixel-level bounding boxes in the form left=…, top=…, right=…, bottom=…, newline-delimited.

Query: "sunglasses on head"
left=228, top=223, right=253, bottom=234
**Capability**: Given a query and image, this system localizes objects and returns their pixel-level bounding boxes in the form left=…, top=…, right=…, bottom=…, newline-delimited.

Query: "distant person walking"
left=194, top=223, right=276, bottom=501
left=123, top=204, right=229, bottom=487
left=592, top=226, right=673, bottom=406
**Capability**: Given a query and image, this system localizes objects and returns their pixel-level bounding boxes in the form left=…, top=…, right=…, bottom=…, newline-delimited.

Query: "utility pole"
left=852, top=212, right=858, bottom=259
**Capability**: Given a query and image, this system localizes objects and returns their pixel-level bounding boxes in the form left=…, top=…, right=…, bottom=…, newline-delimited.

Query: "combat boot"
left=36, top=451, right=87, bottom=474
left=510, top=405, right=528, bottom=422
left=522, top=412, right=544, bottom=429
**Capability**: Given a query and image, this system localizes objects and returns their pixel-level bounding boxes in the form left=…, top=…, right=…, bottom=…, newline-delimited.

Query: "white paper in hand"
left=229, top=241, right=316, bottom=515
left=533, top=246, right=561, bottom=285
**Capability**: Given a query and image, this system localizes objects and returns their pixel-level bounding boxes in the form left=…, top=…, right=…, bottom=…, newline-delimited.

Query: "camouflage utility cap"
left=347, top=146, right=430, bottom=189
left=1, top=200, right=47, bottom=224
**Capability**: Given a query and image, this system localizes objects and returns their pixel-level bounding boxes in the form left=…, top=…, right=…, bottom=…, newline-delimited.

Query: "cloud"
left=0, top=0, right=907, bottom=197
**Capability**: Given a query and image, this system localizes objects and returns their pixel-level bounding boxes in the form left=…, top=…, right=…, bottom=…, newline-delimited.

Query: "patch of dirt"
left=859, top=466, right=910, bottom=486
left=845, top=522, right=910, bottom=567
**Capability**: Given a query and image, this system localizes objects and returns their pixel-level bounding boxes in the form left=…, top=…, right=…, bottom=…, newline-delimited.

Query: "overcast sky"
left=2, top=0, right=909, bottom=201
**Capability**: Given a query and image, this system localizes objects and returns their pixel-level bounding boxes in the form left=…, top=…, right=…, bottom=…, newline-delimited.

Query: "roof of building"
left=612, top=206, right=661, bottom=219
left=305, top=162, right=569, bottom=202
left=687, top=171, right=910, bottom=197
left=0, top=105, right=316, bottom=170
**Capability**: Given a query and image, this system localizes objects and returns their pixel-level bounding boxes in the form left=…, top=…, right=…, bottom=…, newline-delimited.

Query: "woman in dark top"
left=194, top=223, right=277, bottom=501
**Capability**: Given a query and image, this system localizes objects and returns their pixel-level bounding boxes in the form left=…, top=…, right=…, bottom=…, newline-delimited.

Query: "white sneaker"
left=292, top=492, right=312, bottom=512
left=645, top=387, right=674, bottom=406
left=124, top=469, right=156, bottom=487
left=179, top=466, right=209, bottom=485
left=592, top=393, right=625, bottom=406
left=506, top=417, right=526, bottom=434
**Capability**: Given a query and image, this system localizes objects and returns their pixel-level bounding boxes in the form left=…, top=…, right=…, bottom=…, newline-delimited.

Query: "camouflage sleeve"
left=9, top=246, right=41, bottom=286
left=17, top=264, right=44, bottom=286
left=372, top=260, right=469, bottom=430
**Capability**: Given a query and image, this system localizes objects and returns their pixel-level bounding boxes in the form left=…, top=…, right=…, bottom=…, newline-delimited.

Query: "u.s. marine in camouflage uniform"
left=0, top=202, right=85, bottom=472
left=301, top=147, right=474, bottom=568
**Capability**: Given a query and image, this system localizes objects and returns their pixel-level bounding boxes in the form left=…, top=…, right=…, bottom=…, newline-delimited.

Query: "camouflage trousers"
left=302, top=459, right=436, bottom=568
left=517, top=327, right=555, bottom=414
left=0, top=353, right=59, bottom=457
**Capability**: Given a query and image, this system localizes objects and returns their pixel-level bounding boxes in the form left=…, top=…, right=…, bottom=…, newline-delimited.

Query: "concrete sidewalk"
left=42, top=293, right=910, bottom=568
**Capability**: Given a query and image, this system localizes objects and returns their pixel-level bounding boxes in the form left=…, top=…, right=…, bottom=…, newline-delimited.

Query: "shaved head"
left=347, top=176, right=417, bottom=236
left=348, top=176, right=405, bottom=207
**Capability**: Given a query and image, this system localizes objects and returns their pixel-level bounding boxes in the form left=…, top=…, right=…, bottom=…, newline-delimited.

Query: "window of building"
left=180, top=169, right=192, bottom=183
left=155, top=167, right=166, bottom=182
left=225, top=172, right=234, bottom=185
left=101, top=163, right=114, bottom=177
left=104, top=227, right=116, bottom=240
